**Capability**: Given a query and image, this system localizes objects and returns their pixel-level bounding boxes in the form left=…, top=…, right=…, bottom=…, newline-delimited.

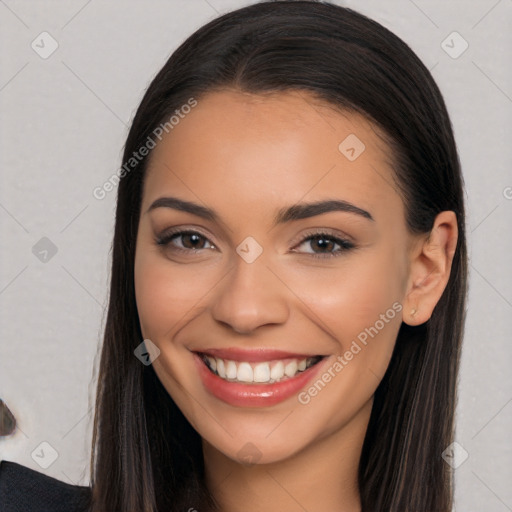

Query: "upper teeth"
left=202, top=355, right=319, bottom=383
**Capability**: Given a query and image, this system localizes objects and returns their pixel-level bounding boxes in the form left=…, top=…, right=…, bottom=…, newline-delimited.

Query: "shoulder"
left=0, top=459, right=91, bottom=512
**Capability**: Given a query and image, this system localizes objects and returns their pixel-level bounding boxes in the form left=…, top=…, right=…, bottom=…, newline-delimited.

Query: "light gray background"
left=0, top=0, right=510, bottom=510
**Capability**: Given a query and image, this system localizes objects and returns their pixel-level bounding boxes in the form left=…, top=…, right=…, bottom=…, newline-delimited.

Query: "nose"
left=210, top=254, right=290, bottom=335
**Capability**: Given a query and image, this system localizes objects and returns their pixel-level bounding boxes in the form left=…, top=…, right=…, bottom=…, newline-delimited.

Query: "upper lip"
left=194, top=347, right=323, bottom=362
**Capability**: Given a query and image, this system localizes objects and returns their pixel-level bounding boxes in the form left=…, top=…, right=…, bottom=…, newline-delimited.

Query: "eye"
left=155, top=229, right=216, bottom=254
left=155, top=228, right=355, bottom=259
left=292, top=230, right=355, bottom=258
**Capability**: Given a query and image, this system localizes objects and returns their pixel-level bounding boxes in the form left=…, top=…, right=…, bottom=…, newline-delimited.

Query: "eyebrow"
left=146, top=196, right=374, bottom=224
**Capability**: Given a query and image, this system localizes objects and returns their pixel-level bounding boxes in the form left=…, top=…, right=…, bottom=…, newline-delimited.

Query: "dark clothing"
left=0, top=460, right=91, bottom=512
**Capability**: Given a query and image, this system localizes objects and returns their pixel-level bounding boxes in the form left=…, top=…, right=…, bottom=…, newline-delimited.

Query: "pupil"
left=313, top=236, right=332, bottom=252
left=184, top=233, right=202, bottom=249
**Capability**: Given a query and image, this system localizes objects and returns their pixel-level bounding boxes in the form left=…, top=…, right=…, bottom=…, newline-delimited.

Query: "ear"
left=402, top=211, right=458, bottom=326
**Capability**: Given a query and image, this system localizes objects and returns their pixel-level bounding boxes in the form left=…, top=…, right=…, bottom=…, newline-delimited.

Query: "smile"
left=193, top=348, right=327, bottom=407
left=200, top=353, right=323, bottom=383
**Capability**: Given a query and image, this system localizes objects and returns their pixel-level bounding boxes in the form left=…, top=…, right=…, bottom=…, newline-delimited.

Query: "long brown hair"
left=89, top=1, right=468, bottom=510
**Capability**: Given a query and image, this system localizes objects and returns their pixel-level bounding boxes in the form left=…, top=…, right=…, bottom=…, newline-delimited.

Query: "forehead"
left=142, top=89, right=403, bottom=227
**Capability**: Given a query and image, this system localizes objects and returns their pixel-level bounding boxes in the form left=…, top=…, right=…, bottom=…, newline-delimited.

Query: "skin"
left=134, top=89, right=458, bottom=512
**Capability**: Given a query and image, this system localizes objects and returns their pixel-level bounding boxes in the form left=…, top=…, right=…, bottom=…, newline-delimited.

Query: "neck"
left=203, top=399, right=372, bottom=512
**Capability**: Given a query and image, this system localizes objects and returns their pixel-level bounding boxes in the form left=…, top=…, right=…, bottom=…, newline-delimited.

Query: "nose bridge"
left=211, top=246, right=290, bottom=334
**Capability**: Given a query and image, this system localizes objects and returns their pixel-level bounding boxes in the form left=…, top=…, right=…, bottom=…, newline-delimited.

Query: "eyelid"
left=289, top=226, right=355, bottom=247
left=289, top=229, right=355, bottom=259
left=155, top=225, right=216, bottom=244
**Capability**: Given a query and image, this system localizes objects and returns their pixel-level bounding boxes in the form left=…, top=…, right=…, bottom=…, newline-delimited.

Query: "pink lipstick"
left=193, top=348, right=327, bottom=407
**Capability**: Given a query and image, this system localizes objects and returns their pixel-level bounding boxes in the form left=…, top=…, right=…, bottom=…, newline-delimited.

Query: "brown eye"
left=177, top=232, right=208, bottom=249
left=309, top=235, right=336, bottom=253
left=156, top=230, right=216, bottom=253
left=293, top=232, right=354, bottom=259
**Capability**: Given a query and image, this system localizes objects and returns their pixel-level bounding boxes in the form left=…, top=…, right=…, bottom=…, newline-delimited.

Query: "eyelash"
left=155, top=228, right=355, bottom=259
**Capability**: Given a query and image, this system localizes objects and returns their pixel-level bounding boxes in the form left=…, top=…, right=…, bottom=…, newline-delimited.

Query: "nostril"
left=0, top=399, right=16, bottom=436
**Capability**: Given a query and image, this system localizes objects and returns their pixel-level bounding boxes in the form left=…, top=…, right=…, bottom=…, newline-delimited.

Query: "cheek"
left=282, top=251, right=406, bottom=433
left=134, top=247, right=222, bottom=339
left=277, top=247, right=405, bottom=347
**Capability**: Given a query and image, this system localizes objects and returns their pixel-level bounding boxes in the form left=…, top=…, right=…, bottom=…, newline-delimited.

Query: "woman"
left=0, top=1, right=467, bottom=511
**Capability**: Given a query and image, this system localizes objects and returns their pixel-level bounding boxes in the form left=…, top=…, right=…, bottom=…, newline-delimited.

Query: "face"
left=134, top=89, right=415, bottom=465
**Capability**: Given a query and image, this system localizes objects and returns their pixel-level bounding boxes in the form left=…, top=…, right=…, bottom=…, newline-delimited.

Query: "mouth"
left=192, top=349, right=328, bottom=407
left=198, top=352, right=324, bottom=384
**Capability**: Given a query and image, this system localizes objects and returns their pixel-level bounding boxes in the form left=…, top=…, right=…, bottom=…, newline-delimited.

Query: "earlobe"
left=403, top=211, right=458, bottom=326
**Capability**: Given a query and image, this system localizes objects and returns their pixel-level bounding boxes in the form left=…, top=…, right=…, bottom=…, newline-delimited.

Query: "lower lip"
left=193, top=353, right=327, bottom=407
